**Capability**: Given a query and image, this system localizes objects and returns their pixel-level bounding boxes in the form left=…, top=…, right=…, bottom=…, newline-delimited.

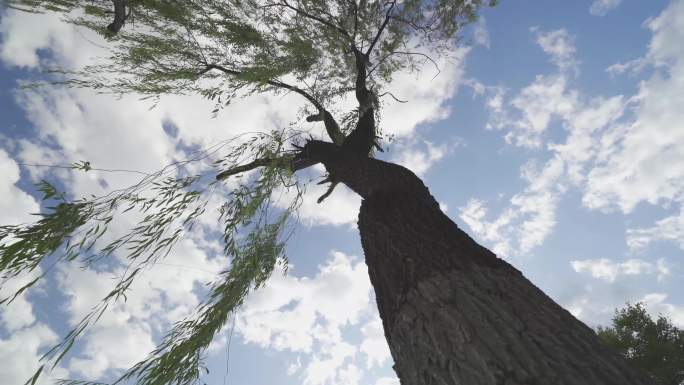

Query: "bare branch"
left=365, top=1, right=397, bottom=57
left=379, top=91, right=407, bottom=103
left=367, top=50, right=441, bottom=79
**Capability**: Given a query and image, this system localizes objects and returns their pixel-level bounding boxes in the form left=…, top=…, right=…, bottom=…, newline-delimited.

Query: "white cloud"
left=459, top=156, right=565, bottom=257
left=237, top=251, right=371, bottom=351
left=392, top=139, right=460, bottom=176
left=583, top=0, right=684, bottom=213
left=235, top=251, right=396, bottom=385
left=0, top=149, right=40, bottom=226
left=276, top=165, right=362, bottom=228
left=627, top=208, right=684, bottom=251
left=0, top=324, right=65, bottom=385
left=533, top=28, right=580, bottom=75
left=606, top=58, right=646, bottom=77
left=459, top=198, right=512, bottom=256
left=359, top=315, right=391, bottom=369
left=640, top=293, right=684, bottom=327
left=0, top=268, right=69, bottom=384
left=570, top=258, right=670, bottom=282
left=475, top=13, right=684, bottom=255
left=336, top=363, right=362, bottom=385
left=382, top=46, right=470, bottom=138
left=473, top=17, right=490, bottom=49
left=303, top=338, right=356, bottom=385
left=0, top=270, right=43, bottom=333
left=486, top=74, right=579, bottom=148
left=486, top=28, right=598, bottom=149
left=68, top=323, right=156, bottom=379
left=56, top=236, right=226, bottom=379
left=507, top=75, right=577, bottom=147
left=548, top=95, right=626, bottom=185
left=287, top=357, right=303, bottom=375
left=0, top=10, right=83, bottom=68
left=375, top=377, right=400, bottom=385
left=589, top=0, right=622, bottom=16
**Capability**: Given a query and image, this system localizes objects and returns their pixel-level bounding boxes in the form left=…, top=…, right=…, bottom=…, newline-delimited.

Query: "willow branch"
left=215, top=153, right=321, bottom=181
left=202, top=64, right=345, bottom=144
left=279, top=0, right=352, bottom=40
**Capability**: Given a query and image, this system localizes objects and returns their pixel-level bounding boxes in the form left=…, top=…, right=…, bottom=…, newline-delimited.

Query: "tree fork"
left=311, top=151, right=653, bottom=384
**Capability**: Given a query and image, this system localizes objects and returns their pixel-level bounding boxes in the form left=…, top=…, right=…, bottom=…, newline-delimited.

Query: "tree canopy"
left=0, top=1, right=495, bottom=384
left=597, top=303, right=684, bottom=385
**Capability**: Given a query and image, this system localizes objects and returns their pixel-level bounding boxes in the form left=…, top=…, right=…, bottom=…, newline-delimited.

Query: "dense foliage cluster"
left=598, top=303, right=684, bottom=385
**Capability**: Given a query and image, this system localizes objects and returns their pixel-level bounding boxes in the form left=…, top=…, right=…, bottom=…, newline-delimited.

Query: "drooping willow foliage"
left=1, top=1, right=495, bottom=384
left=1, top=131, right=301, bottom=385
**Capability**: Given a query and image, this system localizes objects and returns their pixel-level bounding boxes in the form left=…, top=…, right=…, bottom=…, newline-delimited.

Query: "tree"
left=597, top=303, right=684, bottom=385
left=0, top=1, right=654, bottom=384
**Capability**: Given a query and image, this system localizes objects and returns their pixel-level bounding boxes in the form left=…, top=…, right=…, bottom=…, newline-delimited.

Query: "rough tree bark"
left=304, top=146, right=654, bottom=385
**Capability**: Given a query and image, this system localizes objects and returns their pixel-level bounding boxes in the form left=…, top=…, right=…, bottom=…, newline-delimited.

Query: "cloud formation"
left=468, top=3, right=684, bottom=255
left=571, top=258, right=670, bottom=282
left=589, top=0, right=623, bottom=16
left=235, top=251, right=395, bottom=385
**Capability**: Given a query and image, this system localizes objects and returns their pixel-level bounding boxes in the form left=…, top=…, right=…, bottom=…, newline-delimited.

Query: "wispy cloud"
left=583, top=0, right=684, bottom=213
left=589, top=0, right=623, bottom=16
left=459, top=156, right=565, bottom=257
left=532, top=28, right=580, bottom=75
left=571, top=258, right=670, bottom=282
left=473, top=16, right=490, bottom=49
left=0, top=268, right=69, bottom=384
left=627, top=208, right=684, bottom=252
left=234, top=251, right=395, bottom=385
left=391, top=138, right=463, bottom=177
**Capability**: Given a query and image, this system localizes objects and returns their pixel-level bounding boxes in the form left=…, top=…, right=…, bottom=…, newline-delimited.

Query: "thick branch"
left=215, top=151, right=323, bottom=181
left=306, top=110, right=345, bottom=145
left=216, top=158, right=276, bottom=181
left=340, top=46, right=377, bottom=157
left=202, top=64, right=344, bottom=144
left=351, top=47, right=371, bottom=107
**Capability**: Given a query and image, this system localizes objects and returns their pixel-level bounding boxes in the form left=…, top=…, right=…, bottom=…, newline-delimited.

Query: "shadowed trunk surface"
left=320, top=153, right=652, bottom=385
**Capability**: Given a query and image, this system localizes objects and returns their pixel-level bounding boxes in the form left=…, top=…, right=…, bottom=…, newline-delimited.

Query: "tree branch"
left=379, top=91, right=407, bottom=103
left=202, top=64, right=345, bottom=145
left=215, top=151, right=325, bottom=181
left=279, top=0, right=352, bottom=41
left=340, top=46, right=378, bottom=157
left=216, top=158, right=274, bottom=181
left=352, top=46, right=371, bottom=106
left=367, top=50, right=441, bottom=79
left=365, top=1, right=396, bottom=57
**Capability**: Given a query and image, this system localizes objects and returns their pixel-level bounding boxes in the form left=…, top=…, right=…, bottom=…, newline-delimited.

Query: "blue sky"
left=1, top=1, right=683, bottom=384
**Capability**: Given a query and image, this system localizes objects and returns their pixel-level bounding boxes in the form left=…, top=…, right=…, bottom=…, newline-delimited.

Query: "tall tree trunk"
left=318, top=152, right=652, bottom=385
